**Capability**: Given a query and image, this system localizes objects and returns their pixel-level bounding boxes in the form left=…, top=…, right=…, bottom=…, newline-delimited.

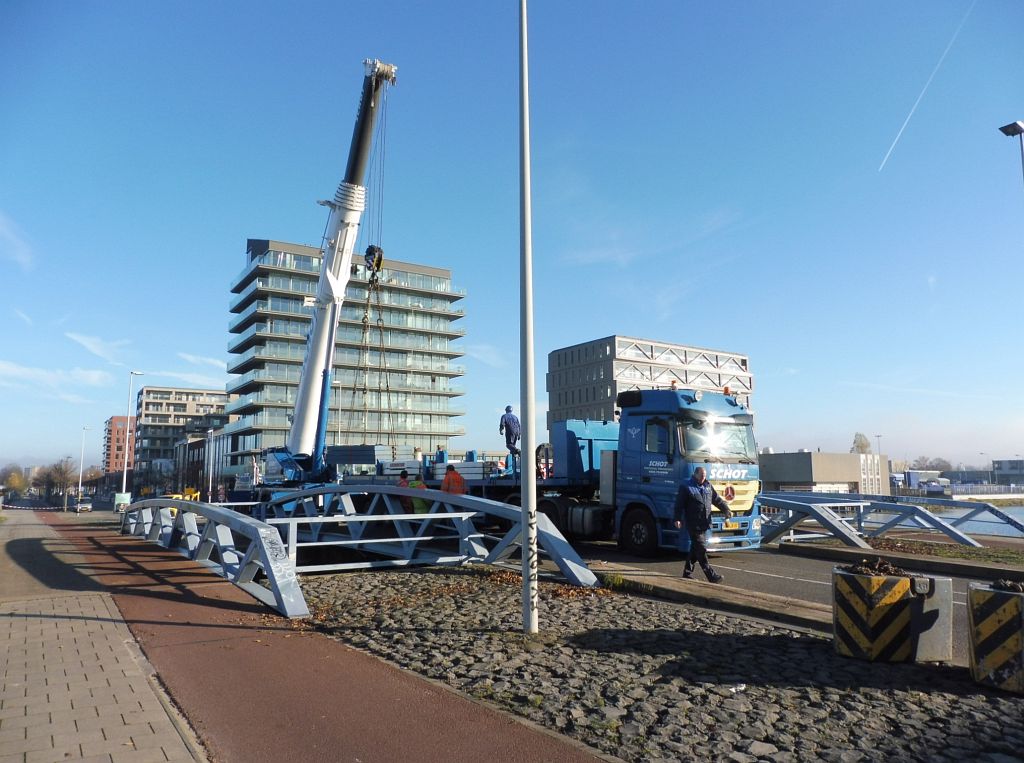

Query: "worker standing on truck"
left=440, top=464, right=466, bottom=495
left=499, top=405, right=521, bottom=456
left=673, top=466, right=732, bottom=583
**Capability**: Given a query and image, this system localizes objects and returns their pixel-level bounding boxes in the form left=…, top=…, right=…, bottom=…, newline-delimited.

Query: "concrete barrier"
left=968, top=583, right=1024, bottom=693
left=833, top=568, right=952, bottom=662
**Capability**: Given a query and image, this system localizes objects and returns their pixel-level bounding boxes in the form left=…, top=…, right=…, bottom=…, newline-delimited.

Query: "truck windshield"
left=678, top=418, right=757, bottom=462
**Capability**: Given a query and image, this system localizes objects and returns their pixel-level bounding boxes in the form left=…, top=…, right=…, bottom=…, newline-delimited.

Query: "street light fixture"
left=998, top=121, right=1024, bottom=189
left=121, top=371, right=144, bottom=495
left=77, top=426, right=90, bottom=502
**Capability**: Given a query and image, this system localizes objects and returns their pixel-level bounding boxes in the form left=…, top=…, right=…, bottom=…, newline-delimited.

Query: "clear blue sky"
left=2, top=1, right=1021, bottom=470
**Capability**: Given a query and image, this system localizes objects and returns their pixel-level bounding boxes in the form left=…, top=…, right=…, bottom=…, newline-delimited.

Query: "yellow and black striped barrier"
left=968, top=583, right=1024, bottom=694
left=832, top=569, right=952, bottom=663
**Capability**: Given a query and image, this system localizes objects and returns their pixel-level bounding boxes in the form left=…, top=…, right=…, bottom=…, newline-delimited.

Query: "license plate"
left=723, top=520, right=739, bottom=530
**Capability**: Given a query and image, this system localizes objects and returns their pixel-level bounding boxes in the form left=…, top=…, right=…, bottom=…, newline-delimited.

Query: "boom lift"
left=265, top=59, right=397, bottom=485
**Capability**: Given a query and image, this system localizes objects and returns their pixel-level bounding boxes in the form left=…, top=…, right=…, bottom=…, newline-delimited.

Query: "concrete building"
left=993, top=459, right=1024, bottom=486
left=546, top=335, right=753, bottom=432
left=102, top=416, right=134, bottom=476
left=224, top=239, right=465, bottom=478
left=132, top=386, right=232, bottom=491
left=171, top=414, right=231, bottom=501
left=760, top=451, right=890, bottom=495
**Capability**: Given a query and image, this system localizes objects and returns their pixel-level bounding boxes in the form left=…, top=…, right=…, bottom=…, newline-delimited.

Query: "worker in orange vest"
left=440, top=464, right=466, bottom=495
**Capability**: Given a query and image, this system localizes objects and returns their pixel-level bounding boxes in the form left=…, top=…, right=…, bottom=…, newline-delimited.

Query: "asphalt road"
left=578, top=540, right=974, bottom=665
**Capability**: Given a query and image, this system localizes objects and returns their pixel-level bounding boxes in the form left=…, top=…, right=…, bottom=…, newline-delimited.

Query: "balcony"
left=229, top=300, right=313, bottom=334
left=231, top=250, right=322, bottom=292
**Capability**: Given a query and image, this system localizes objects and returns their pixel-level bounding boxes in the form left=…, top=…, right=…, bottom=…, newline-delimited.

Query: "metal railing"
left=758, top=492, right=1023, bottom=548
left=255, top=484, right=598, bottom=587
left=120, top=498, right=309, bottom=618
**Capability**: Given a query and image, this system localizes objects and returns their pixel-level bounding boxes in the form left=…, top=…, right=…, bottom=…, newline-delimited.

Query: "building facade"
left=224, top=239, right=465, bottom=477
left=546, top=335, right=753, bottom=432
left=132, top=386, right=231, bottom=491
left=102, top=416, right=135, bottom=475
left=759, top=451, right=890, bottom=495
left=993, top=459, right=1024, bottom=486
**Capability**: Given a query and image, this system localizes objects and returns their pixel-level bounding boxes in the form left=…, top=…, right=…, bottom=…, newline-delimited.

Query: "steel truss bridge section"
left=255, top=484, right=599, bottom=587
left=759, top=492, right=1022, bottom=548
left=120, top=498, right=310, bottom=618
left=757, top=494, right=872, bottom=548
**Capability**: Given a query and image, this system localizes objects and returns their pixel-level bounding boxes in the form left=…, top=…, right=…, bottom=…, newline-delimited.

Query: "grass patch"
left=810, top=536, right=1024, bottom=567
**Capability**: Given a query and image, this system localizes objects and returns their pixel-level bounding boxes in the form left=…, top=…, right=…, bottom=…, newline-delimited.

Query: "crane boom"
left=275, top=59, right=397, bottom=483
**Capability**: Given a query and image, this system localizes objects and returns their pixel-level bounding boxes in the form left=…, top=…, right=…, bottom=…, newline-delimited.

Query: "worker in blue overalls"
left=499, top=405, right=521, bottom=457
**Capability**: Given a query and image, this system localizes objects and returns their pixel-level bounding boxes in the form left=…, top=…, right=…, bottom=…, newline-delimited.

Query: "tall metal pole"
left=207, top=428, right=215, bottom=502
left=122, top=371, right=142, bottom=494
left=77, top=426, right=90, bottom=499
left=519, top=0, right=539, bottom=635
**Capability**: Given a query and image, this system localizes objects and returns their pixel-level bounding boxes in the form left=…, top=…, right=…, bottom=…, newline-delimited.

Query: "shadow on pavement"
left=5, top=536, right=106, bottom=593
left=568, top=627, right=983, bottom=696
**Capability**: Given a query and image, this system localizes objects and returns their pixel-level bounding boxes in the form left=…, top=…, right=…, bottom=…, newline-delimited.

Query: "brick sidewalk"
left=0, top=509, right=202, bottom=763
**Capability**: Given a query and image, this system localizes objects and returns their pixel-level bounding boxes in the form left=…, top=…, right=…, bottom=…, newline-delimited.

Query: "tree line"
left=1, top=462, right=103, bottom=503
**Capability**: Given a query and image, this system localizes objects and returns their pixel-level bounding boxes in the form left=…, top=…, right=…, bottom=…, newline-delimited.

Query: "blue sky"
left=1, top=1, right=1022, bottom=470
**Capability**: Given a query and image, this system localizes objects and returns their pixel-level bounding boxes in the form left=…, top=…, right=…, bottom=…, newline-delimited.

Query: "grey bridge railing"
left=120, top=498, right=310, bottom=618
left=256, top=484, right=598, bottom=587
left=119, top=487, right=598, bottom=619
left=758, top=491, right=1023, bottom=548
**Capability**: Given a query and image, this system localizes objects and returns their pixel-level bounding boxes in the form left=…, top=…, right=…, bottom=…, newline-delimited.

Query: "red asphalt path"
left=39, top=512, right=603, bottom=763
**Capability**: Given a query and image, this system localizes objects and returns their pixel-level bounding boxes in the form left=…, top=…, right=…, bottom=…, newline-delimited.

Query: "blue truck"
left=344, top=387, right=763, bottom=555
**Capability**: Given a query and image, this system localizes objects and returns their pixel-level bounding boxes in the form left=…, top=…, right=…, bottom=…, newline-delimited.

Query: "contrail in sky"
left=878, top=0, right=977, bottom=172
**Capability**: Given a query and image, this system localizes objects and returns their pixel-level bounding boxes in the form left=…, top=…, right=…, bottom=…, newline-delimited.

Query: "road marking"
left=715, top=564, right=971, bottom=608
left=714, top=564, right=830, bottom=587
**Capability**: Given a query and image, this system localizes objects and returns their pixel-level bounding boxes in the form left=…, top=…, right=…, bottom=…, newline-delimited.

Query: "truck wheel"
left=619, top=508, right=658, bottom=556
left=538, top=498, right=567, bottom=535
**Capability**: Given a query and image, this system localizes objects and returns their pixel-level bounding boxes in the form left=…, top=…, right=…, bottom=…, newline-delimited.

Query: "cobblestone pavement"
left=302, top=567, right=1024, bottom=763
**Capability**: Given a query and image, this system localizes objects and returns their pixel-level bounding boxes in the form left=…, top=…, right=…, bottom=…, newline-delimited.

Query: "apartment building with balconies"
left=224, top=239, right=465, bottom=475
left=102, top=415, right=134, bottom=476
left=132, top=387, right=231, bottom=487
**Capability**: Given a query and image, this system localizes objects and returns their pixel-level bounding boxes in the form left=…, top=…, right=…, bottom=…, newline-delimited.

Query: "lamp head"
left=998, top=121, right=1024, bottom=137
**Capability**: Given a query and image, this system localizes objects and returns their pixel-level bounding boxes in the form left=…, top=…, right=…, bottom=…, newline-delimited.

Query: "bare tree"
left=850, top=433, right=872, bottom=454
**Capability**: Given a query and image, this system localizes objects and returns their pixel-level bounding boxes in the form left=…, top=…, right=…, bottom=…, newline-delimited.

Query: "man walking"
left=499, top=405, right=521, bottom=457
left=673, top=466, right=732, bottom=583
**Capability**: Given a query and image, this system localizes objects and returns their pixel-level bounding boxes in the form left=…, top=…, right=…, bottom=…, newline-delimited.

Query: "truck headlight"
left=752, top=517, right=762, bottom=532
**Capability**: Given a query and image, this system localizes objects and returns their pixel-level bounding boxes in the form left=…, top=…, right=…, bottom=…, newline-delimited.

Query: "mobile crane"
left=263, top=59, right=397, bottom=486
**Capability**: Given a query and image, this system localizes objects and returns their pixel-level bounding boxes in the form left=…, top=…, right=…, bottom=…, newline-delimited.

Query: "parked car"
left=75, top=498, right=93, bottom=513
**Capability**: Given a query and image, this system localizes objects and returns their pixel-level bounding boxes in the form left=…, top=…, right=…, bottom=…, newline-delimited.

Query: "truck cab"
left=614, top=388, right=761, bottom=555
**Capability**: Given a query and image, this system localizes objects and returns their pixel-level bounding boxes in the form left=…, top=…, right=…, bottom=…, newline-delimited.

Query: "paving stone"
left=300, top=567, right=1024, bottom=763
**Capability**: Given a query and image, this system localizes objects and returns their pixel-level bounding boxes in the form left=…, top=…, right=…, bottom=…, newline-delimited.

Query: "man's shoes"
left=682, top=571, right=694, bottom=579
left=707, top=572, right=724, bottom=584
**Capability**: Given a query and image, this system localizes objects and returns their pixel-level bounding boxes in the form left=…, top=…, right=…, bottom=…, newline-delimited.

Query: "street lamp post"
left=77, top=426, right=90, bottom=501
left=998, top=121, right=1024, bottom=190
left=979, top=451, right=992, bottom=487
left=121, top=371, right=143, bottom=495
left=206, top=428, right=215, bottom=503
left=874, top=434, right=882, bottom=457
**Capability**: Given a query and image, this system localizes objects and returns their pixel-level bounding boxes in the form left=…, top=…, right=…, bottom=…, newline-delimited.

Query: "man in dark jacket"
left=673, top=466, right=732, bottom=583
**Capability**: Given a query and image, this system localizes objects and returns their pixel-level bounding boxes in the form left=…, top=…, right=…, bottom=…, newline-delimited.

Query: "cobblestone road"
left=303, top=567, right=1024, bottom=763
